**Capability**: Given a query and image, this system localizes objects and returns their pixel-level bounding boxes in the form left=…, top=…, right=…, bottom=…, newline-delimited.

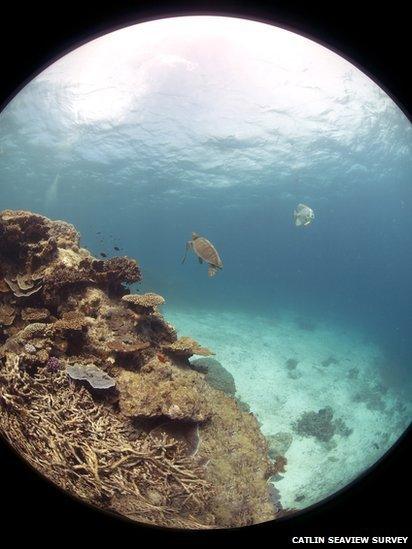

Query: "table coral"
left=163, top=336, right=215, bottom=359
left=122, top=292, right=165, bottom=312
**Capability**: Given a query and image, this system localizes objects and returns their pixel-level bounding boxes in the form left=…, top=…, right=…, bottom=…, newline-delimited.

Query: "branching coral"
left=0, top=357, right=212, bottom=528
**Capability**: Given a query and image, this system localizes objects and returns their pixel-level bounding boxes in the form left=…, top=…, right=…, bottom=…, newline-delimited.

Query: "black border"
left=0, top=1, right=410, bottom=544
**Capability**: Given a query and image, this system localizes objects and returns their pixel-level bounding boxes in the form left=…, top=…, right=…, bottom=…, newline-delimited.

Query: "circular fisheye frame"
left=0, top=16, right=410, bottom=529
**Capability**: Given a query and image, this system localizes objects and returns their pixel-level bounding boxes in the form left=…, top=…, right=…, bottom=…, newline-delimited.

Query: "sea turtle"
left=181, top=232, right=223, bottom=277
left=294, top=203, right=315, bottom=227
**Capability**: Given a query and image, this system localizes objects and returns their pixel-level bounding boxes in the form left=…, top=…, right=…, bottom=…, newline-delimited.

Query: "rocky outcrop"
left=190, top=357, right=237, bottom=397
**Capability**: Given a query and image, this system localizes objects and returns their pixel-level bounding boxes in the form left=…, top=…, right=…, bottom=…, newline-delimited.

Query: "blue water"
left=0, top=17, right=411, bottom=394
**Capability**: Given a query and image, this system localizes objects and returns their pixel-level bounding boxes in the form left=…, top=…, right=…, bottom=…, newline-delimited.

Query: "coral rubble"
left=0, top=210, right=279, bottom=529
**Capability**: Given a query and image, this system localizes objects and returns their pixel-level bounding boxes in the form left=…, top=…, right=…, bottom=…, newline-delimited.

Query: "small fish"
left=157, top=352, right=167, bottom=363
left=100, top=252, right=107, bottom=258
left=114, top=246, right=120, bottom=251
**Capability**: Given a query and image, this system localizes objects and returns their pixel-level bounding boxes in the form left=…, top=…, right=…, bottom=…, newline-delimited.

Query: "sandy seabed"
left=166, top=306, right=411, bottom=510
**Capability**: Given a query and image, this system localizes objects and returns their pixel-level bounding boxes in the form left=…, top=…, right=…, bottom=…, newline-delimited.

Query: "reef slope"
left=0, top=210, right=279, bottom=528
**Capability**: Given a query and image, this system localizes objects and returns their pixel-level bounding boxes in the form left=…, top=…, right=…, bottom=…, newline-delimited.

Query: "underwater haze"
left=0, top=16, right=411, bottom=510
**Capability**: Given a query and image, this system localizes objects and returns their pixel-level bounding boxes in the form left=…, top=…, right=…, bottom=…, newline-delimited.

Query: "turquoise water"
left=0, top=16, right=411, bottom=509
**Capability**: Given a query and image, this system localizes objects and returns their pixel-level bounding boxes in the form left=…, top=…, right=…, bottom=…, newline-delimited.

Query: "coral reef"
left=292, top=406, right=352, bottom=443
left=116, top=358, right=211, bottom=421
left=190, top=357, right=237, bottom=396
left=0, top=210, right=279, bottom=529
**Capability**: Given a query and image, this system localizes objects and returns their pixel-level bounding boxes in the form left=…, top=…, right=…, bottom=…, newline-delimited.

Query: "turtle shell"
left=192, top=237, right=223, bottom=268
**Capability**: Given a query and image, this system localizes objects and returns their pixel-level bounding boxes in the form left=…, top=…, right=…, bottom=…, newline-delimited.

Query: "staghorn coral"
left=0, top=209, right=280, bottom=529
left=0, top=357, right=211, bottom=529
left=149, top=421, right=201, bottom=458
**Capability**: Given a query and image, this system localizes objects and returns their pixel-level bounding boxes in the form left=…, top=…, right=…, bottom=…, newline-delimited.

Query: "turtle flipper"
left=181, top=241, right=190, bottom=264
left=208, top=265, right=218, bottom=277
